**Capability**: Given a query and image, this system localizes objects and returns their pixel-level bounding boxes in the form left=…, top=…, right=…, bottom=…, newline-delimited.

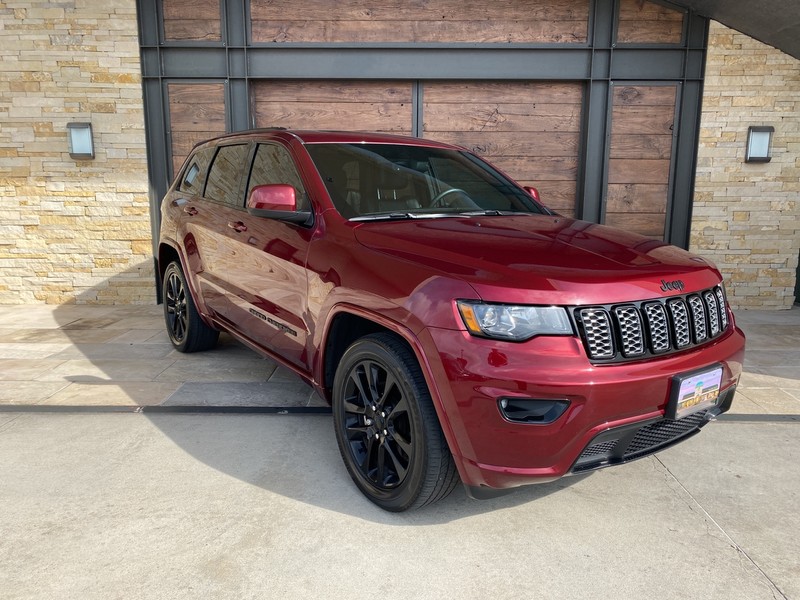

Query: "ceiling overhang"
left=674, top=0, right=800, bottom=59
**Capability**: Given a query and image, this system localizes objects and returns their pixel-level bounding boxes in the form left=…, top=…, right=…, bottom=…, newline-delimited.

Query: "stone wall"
left=692, top=21, right=800, bottom=309
left=0, top=0, right=154, bottom=304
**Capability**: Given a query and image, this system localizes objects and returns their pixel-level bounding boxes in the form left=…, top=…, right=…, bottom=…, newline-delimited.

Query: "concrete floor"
left=0, top=304, right=798, bottom=599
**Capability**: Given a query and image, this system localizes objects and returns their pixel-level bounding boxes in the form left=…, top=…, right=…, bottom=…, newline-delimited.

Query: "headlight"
left=457, top=301, right=573, bottom=341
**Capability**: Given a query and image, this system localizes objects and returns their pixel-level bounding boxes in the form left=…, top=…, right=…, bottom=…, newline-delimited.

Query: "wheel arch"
left=157, top=239, right=214, bottom=326
left=319, top=306, right=467, bottom=479
left=157, top=241, right=180, bottom=286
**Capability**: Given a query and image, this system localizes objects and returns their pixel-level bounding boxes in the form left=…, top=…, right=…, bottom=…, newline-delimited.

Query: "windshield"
left=305, top=143, right=546, bottom=219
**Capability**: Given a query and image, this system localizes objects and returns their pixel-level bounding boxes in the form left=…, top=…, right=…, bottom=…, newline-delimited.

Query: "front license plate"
left=666, top=366, right=723, bottom=420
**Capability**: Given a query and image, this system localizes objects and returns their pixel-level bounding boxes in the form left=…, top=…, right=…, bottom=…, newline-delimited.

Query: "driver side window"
left=248, top=144, right=308, bottom=210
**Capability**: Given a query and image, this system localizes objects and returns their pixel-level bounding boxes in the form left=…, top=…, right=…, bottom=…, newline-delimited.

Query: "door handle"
left=227, top=221, right=247, bottom=233
left=183, top=206, right=198, bottom=216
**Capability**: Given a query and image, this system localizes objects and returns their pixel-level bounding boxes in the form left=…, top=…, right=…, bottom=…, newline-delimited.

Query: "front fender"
left=314, top=301, right=474, bottom=490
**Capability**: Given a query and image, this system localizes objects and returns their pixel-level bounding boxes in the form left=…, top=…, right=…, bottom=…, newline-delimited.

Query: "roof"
left=195, top=129, right=460, bottom=149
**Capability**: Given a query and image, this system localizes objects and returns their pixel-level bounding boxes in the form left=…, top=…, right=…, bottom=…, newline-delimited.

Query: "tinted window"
left=179, top=147, right=215, bottom=194
left=247, top=144, right=308, bottom=210
left=204, top=144, right=250, bottom=207
left=306, top=143, right=544, bottom=219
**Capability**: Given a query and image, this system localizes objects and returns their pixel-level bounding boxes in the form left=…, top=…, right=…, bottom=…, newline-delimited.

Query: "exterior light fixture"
left=67, top=122, right=94, bottom=159
left=745, top=126, right=773, bottom=163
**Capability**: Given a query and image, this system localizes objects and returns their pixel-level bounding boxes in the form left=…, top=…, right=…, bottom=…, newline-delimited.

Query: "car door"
left=217, top=142, right=315, bottom=370
left=179, top=143, right=252, bottom=324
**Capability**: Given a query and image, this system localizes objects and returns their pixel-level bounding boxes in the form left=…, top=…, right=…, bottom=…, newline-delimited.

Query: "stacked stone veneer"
left=692, top=21, right=800, bottom=309
left=0, top=1, right=154, bottom=304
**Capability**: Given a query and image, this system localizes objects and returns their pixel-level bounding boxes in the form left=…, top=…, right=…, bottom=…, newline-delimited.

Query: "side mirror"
left=522, top=185, right=559, bottom=216
left=523, top=186, right=541, bottom=203
left=247, top=184, right=311, bottom=224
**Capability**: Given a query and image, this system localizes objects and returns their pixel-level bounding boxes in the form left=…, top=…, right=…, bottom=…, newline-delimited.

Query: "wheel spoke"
left=391, top=430, right=413, bottom=457
left=168, top=274, right=180, bottom=301
left=364, top=434, right=379, bottom=481
left=376, top=371, right=399, bottom=409
left=382, top=441, right=408, bottom=482
left=387, top=392, right=409, bottom=420
left=349, top=365, right=371, bottom=407
left=376, top=443, right=389, bottom=485
left=343, top=396, right=366, bottom=415
left=173, top=314, right=184, bottom=339
left=364, top=361, right=382, bottom=405
left=345, top=422, right=369, bottom=440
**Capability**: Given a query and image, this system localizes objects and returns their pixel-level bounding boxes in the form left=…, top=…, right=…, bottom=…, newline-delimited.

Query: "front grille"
left=575, top=285, right=730, bottom=363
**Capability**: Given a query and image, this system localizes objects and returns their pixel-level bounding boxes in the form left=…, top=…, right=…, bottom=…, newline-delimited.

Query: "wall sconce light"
left=745, top=126, right=773, bottom=163
left=67, top=122, right=94, bottom=160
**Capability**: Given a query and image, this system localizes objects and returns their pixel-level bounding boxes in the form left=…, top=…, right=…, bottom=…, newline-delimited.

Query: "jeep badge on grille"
left=660, top=279, right=685, bottom=292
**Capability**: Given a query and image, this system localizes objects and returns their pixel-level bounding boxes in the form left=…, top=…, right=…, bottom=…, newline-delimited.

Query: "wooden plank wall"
left=605, top=84, right=677, bottom=238
left=252, top=81, right=414, bottom=134
left=250, top=0, right=589, bottom=43
left=167, top=83, right=226, bottom=174
left=617, top=0, right=684, bottom=44
left=162, top=0, right=221, bottom=41
left=423, top=82, right=583, bottom=217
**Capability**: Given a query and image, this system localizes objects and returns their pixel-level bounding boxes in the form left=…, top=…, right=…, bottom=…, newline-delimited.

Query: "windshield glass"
left=305, top=143, right=545, bottom=219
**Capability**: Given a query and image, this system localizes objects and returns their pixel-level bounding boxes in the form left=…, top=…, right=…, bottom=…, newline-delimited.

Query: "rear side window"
left=204, top=144, right=250, bottom=207
left=178, top=147, right=214, bottom=194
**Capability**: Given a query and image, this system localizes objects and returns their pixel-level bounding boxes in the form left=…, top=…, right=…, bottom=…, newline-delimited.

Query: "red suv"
left=158, top=129, right=745, bottom=511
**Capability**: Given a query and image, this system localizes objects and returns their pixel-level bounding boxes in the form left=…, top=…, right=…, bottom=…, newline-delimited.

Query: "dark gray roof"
left=678, top=0, right=800, bottom=59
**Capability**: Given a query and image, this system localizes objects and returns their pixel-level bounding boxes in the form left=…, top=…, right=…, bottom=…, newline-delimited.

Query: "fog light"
left=498, top=398, right=570, bottom=424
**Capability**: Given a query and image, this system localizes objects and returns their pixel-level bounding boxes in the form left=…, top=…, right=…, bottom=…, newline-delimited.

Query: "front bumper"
left=422, top=324, right=746, bottom=491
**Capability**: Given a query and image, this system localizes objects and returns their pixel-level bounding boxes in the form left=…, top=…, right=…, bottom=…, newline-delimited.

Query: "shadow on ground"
left=35, top=267, right=593, bottom=522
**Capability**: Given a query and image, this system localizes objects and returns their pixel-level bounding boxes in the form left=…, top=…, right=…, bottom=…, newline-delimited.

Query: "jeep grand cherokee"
left=158, top=129, right=746, bottom=512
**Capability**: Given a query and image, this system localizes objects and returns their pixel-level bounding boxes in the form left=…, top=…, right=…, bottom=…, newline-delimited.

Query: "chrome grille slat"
left=614, top=306, right=645, bottom=357
left=704, top=291, right=720, bottom=336
left=643, top=302, right=670, bottom=352
left=576, top=285, right=730, bottom=362
left=667, top=299, right=691, bottom=348
left=688, top=295, right=707, bottom=342
left=715, top=287, right=728, bottom=330
left=577, top=308, right=614, bottom=359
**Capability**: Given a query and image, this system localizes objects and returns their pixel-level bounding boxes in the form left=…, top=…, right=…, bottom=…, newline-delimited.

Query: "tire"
left=162, top=261, right=219, bottom=353
left=332, top=333, right=459, bottom=511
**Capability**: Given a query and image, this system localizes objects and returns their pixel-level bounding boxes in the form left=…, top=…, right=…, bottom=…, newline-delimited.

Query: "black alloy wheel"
left=162, top=261, right=219, bottom=353
left=332, top=333, right=458, bottom=511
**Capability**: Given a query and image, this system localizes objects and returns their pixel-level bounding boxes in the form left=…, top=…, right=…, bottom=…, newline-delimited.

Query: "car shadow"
left=141, top=410, right=591, bottom=524
left=46, top=266, right=793, bottom=523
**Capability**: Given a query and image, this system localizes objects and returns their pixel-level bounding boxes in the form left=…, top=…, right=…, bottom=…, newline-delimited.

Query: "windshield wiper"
left=351, top=212, right=465, bottom=222
left=351, top=213, right=416, bottom=221
left=457, top=210, right=533, bottom=217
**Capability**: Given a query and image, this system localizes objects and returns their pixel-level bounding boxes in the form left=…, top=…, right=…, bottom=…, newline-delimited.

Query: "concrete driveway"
left=0, top=304, right=798, bottom=599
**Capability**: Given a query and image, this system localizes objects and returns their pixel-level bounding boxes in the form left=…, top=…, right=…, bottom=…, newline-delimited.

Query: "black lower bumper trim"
left=571, top=385, right=737, bottom=474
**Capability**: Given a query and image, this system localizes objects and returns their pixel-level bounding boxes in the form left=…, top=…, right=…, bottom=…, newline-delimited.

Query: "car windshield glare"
left=306, top=143, right=545, bottom=220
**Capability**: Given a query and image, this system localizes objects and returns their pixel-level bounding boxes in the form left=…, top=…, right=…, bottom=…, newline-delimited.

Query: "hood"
left=354, top=215, right=721, bottom=305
